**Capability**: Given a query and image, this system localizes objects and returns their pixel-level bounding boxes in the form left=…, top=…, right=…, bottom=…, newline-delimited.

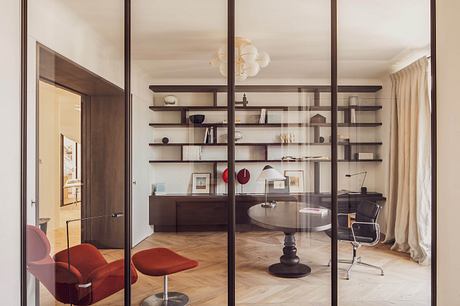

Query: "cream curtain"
left=383, top=57, right=431, bottom=264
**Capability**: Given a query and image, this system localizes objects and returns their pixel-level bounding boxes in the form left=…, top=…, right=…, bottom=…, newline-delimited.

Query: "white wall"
left=437, top=0, right=460, bottom=305
left=0, top=0, right=21, bottom=304
left=132, top=67, right=156, bottom=245
left=38, top=81, right=81, bottom=232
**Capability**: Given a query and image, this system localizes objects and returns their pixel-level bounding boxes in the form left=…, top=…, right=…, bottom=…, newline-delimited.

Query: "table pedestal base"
left=268, top=232, right=311, bottom=278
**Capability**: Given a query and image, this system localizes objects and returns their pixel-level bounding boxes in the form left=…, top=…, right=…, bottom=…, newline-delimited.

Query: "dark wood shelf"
left=149, top=105, right=382, bottom=112
left=149, top=85, right=382, bottom=93
left=339, top=123, right=383, bottom=127
left=345, top=106, right=382, bottom=111
left=149, top=122, right=382, bottom=128
left=148, top=84, right=384, bottom=196
left=149, top=142, right=383, bottom=147
left=149, top=159, right=382, bottom=164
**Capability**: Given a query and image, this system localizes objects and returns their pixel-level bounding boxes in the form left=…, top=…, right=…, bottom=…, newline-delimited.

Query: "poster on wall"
left=61, top=134, right=82, bottom=206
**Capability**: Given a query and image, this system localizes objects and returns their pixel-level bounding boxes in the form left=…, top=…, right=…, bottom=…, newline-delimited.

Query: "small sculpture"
left=310, top=114, right=327, bottom=124
left=236, top=93, right=249, bottom=107
left=163, top=95, right=178, bottom=106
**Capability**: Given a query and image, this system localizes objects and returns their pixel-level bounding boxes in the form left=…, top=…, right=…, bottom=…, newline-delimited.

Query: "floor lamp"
left=65, top=213, right=124, bottom=272
left=64, top=213, right=123, bottom=306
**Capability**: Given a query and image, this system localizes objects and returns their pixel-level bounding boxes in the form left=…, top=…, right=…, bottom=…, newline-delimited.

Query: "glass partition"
left=26, top=0, right=126, bottom=305
left=337, top=1, right=432, bottom=305
left=235, top=1, right=332, bottom=305
left=131, top=1, right=228, bottom=305
left=21, top=1, right=436, bottom=305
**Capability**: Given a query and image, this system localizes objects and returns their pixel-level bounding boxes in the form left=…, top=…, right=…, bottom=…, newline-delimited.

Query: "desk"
left=149, top=192, right=383, bottom=232
left=248, top=202, right=331, bottom=278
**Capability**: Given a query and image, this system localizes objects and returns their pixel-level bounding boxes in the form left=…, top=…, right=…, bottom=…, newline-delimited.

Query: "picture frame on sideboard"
left=192, top=173, right=212, bottom=194
left=284, top=170, right=305, bottom=193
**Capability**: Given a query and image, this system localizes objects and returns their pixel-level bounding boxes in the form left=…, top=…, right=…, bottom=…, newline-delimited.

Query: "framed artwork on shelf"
left=192, top=173, right=212, bottom=194
left=268, top=179, right=290, bottom=194
left=284, top=170, right=305, bottom=193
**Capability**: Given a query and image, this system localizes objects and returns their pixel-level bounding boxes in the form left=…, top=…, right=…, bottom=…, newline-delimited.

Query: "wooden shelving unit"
left=148, top=159, right=383, bottom=164
left=149, top=85, right=382, bottom=93
left=148, top=84, right=383, bottom=193
left=148, top=142, right=383, bottom=146
left=149, top=105, right=382, bottom=112
left=148, top=122, right=382, bottom=127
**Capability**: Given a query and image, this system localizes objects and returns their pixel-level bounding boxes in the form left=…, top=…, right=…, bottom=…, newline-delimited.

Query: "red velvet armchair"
left=26, top=225, right=138, bottom=305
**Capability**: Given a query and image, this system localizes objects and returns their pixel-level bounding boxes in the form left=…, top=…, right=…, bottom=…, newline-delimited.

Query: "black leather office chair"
left=327, top=201, right=384, bottom=280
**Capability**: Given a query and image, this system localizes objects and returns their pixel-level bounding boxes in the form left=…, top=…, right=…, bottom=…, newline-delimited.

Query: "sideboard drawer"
left=177, top=201, right=227, bottom=225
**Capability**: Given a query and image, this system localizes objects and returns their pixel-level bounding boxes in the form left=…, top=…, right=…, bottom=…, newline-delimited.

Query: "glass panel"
left=132, top=1, right=228, bottom=305
left=26, top=0, right=126, bottom=305
left=235, top=1, right=332, bottom=305
left=338, top=1, right=432, bottom=305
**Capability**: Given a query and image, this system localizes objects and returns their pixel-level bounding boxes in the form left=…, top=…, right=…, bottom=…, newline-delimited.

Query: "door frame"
left=20, top=1, right=438, bottom=306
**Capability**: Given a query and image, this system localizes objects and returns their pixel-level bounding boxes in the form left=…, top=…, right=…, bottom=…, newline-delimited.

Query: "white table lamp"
left=257, top=165, right=286, bottom=208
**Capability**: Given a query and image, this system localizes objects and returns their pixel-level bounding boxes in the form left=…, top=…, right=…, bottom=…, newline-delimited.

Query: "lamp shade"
left=257, top=165, right=285, bottom=182
left=256, top=51, right=271, bottom=68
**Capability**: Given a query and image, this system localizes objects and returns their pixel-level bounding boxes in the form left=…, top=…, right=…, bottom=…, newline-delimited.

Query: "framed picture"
left=284, top=170, right=305, bottom=193
left=268, top=178, right=290, bottom=194
left=61, top=134, right=81, bottom=206
left=192, top=173, right=211, bottom=194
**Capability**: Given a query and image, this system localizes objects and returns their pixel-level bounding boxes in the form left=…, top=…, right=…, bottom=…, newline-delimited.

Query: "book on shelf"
left=209, top=128, right=213, bottom=144
left=203, top=127, right=209, bottom=144
left=303, top=156, right=330, bottom=161
left=259, top=108, right=267, bottom=124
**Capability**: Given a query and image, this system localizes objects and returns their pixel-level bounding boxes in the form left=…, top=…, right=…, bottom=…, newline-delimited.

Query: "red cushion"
left=87, top=259, right=138, bottom=305
left=54, top=243, right=107, bottom=281
left=27, top=226, right=138, bottom=306
left=26, top=225, right=51, bottom=262
left=132, top=248, right=198, bottom=276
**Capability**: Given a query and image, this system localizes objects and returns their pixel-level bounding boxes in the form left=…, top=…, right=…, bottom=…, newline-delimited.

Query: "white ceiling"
left=61, top=0, right=430, bottom=81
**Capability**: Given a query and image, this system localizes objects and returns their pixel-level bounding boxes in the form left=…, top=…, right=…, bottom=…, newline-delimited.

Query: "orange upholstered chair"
left=133, top=248, right=198, bottom=306
left=26, top=225, right=138, bottom=305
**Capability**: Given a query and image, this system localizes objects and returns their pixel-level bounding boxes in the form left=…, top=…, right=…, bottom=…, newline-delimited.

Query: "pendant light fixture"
left=210, top=37, right=270, bottom=81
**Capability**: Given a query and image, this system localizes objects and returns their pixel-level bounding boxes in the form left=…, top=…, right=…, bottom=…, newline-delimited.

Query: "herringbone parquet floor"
left=39, top=231, right=430, bottom=306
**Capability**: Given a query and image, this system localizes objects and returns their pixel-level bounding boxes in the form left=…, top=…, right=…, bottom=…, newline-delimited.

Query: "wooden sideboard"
left=149, top=192, right=385, bottom=232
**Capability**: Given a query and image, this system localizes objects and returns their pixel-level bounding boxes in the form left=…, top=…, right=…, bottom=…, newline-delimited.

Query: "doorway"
left=38, top=80, right=82, bottom=252
left=26, top=44, right=127, bottom=305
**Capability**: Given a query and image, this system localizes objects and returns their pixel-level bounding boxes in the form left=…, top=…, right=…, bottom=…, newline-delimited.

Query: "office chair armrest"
left=351, top=221, right=380, bottom=246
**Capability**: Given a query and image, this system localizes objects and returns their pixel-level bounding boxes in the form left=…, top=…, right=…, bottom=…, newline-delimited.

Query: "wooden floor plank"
left=38, top=231, right=430, bottom=306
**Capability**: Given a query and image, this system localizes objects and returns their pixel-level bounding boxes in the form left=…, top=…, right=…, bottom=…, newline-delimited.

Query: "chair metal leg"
left=329, top=244, right=384, bottom=280
left=141, top=275, right=190, bottom=306
left=163, top=275, right=168, bottom=301
left=356, top=260, right=384, bottom=276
